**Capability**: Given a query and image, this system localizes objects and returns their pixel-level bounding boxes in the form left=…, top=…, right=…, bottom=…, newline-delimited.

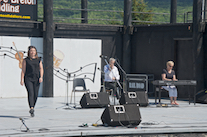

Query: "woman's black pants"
left=24, top=77, right=40, bottom=108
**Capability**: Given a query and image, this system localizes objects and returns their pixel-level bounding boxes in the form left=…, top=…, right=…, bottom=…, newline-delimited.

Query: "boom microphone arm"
left=115, top=59, right=127, bottom=79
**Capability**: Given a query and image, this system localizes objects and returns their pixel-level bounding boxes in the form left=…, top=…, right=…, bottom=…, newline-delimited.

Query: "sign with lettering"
left=129, top=82, right=145, bottom=89
left=127, top=80, right=146, bottom=91
left=0, top=0, right=37, bottom=20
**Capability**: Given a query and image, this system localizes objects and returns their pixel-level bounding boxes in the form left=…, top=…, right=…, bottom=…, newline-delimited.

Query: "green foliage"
left=132, top=0, right=154, bottom=25
left=37, top=0, right=193, bottom=25
left=145, top=0, right=193, bottom=23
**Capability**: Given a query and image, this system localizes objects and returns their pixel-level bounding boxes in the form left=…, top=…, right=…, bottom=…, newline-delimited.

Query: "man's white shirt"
left=104, top=65, right=120, bottom=82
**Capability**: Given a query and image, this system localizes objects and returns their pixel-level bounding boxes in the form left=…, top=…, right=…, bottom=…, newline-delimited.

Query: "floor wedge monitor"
left=119, top=91, right=149, bottom=107
left=101, top=104, right=142, bottom=127
left=80, top=92, right=110, bottom=108
left=196, top=89, right=207, bottom=103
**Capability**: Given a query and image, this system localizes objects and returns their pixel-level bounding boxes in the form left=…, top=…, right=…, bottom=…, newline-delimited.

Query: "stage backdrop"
left=0, top=36, right=101, bottom=98
left=0, top=36, right=43, bottom=98
left=53, top=38, right=101, bottom=97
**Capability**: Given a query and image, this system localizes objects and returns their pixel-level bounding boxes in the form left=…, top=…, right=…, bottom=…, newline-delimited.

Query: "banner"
left=0, top=0, right=37, bottom=20
left=0, top=36, right=102, bottom=98
left=53, top=38, right=102, bottom=97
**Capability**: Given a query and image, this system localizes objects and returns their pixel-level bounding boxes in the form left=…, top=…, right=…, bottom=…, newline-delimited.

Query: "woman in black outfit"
left=20, top=46, right=44, bottom=117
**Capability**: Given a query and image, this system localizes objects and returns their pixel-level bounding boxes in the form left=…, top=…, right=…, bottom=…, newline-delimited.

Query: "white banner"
left=0, top=36, right=102, bottom=98
left=53, top=38, right=102, bottom=97
left=0, top=36, right=43, bottom=98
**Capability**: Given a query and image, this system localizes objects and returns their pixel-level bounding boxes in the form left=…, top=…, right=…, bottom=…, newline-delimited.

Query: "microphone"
left=99, top=55, right=108, bottom=59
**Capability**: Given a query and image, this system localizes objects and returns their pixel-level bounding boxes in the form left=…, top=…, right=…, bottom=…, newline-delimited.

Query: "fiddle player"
left=161, top=61, right=179, bottom=105
left=104, top=58, right=120, bottom=99
left=20, top=46, right=44, bottom=117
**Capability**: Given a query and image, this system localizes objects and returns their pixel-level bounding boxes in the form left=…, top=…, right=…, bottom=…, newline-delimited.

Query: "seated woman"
left=161, top=61, right=179, bottom=105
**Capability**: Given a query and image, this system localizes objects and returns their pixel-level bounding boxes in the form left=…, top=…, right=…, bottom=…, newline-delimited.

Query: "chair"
left=105, top=87, right=113, bottom=95
left=70, top=78, right=90, bottom=107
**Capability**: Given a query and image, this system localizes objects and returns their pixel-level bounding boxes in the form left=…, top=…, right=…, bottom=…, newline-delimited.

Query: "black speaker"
left=80, top=92, right=110, bottom=108
left=101, top=104, right=142, bottom=127
left=196, top=89, right=207, bottom=103
left=119, top=91, right=149, bottom=107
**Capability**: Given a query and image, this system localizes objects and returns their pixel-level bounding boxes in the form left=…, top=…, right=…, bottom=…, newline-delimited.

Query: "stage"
left=0, top=96, right=207, bottom=137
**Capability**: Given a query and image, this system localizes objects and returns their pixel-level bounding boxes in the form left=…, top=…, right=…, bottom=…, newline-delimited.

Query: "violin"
left=13, top=42, right=24, bottom=69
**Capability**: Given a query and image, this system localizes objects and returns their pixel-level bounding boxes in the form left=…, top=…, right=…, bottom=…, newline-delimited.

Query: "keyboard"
left=152, top=80, right=197, bottom=86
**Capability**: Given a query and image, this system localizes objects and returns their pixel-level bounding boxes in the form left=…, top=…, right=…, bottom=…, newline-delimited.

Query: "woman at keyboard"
left=161, top=61, right=179, bottom=105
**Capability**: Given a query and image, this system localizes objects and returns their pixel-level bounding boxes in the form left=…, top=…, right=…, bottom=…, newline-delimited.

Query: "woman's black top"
left=24, top=57, right=41, bottom=81
left=162, top=69, right=175, bottom=80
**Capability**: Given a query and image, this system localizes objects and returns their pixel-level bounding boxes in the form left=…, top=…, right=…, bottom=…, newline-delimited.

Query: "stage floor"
left=0, top=96, right=207, bottom=137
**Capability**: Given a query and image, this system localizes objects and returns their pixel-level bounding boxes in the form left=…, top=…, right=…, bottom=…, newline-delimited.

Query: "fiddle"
left=13, top=42, right=24, bottom=69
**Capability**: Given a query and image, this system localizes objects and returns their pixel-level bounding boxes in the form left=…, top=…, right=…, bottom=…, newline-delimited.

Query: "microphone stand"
left=97, top=68, right=106, bottom=93
left=115, top=59, right=127, bottom=79
left=114, top=58, right=127, bottom=92
left=56, top=69, right=74, bottom=110
left=19, top=118, right=30, bottom=132
left=65, top=69, right=70, bottom=109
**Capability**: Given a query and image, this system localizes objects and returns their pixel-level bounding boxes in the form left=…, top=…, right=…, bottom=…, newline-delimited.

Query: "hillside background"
left=38, top=0, right=193, bottom=24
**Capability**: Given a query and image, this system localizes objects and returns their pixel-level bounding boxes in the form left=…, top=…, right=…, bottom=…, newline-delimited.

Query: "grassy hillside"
left=38, top=0, right=193, bottom=24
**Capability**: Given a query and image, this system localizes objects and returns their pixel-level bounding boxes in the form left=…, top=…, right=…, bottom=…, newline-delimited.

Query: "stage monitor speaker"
left=80, top=92, right=110, bottom=108
left=196, top=89, right=207, bottom=103
left=101, top=104, right=142, bottom=127
left=119, top=91, right=149, bottom=107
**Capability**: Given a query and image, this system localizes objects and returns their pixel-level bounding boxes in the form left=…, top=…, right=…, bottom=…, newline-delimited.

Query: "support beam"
left=193, top=0, right=203, bottom=91
left=204, top=0, right=207, bottom=21
left=123, top=0, right=132, bottom=73
left=170, top=0, right=177, bottom=23
left=43, top=0, right=54, bottom=97
left=81, top=0, right=88, bottom=23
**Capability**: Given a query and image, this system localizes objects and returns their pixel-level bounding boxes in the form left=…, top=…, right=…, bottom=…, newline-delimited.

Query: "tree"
left=132, top=0, right=154, bottom=25
left=109, top=0, right=154, bottom=25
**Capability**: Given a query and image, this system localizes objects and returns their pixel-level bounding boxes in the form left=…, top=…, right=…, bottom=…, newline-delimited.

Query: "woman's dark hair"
left=27, top=46, right=38, bottom=58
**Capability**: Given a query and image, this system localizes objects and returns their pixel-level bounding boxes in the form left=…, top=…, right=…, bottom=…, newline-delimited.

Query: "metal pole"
left=123, top=0, right=132, bottom=73
left=81, top=0, right=88, bottom=23
left=205, top=0, right=207, bottom=21
left=43, top=0, right=54, bottom=97
left=184, top=13, right=186, bottom=23
left=193, top=0, right=202, bottom=95
left=202, top=0, right=205, bottom=22
left=170, top=0, right=177, bottom=23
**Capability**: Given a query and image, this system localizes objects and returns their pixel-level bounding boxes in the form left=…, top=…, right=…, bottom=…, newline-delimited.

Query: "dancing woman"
left=20, top=46, right=44, bottom=117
